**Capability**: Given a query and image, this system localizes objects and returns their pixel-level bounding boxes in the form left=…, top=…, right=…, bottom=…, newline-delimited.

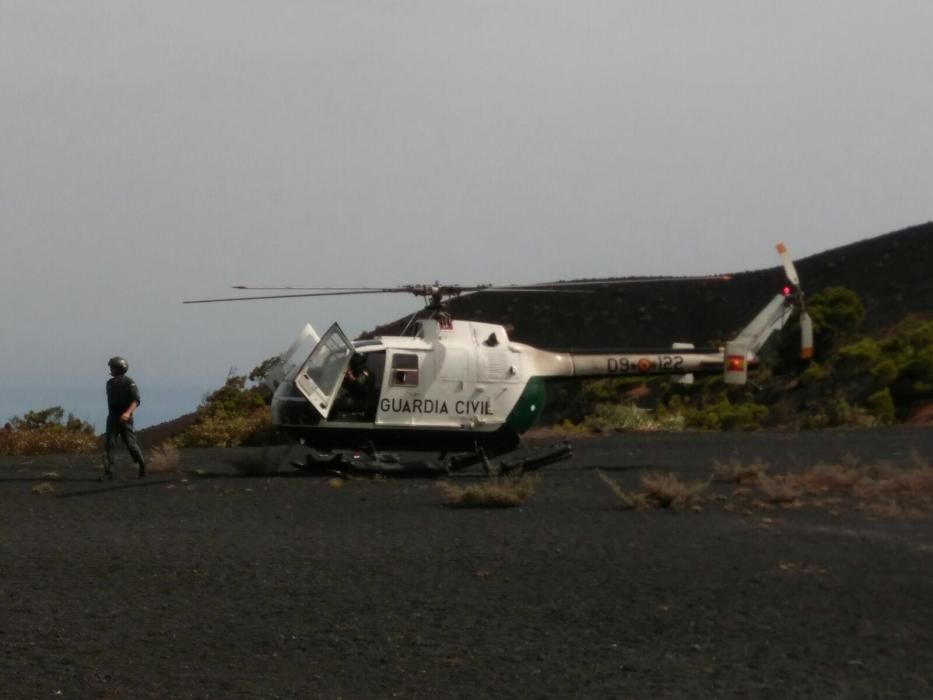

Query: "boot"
left=138, top=462, right=147, bottom=479
left=100, top=456, right=115, bottom=481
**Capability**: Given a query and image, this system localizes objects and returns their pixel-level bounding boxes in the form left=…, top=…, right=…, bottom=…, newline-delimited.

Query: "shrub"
left=755, top=474, right=803, bottom=504
left=800, top=361, right=827, bottom=385
left=579, top=377, right=653, bottom=404
left=871, top=359, right=900, bottom=385
left=578, top=403, right=685, bottom=433
left=836, top=338, right=882, bottom=374
left=596, top=471, right=653, bottom=510
left=712, top=458, right=769, bottom=483
left=796, top=463, right=861, bottom=492
left=683, top=397, right=768, bottom=431
left=867, top=388, right=896, bottom=424
left=148, top=443, right=181, bottom=474
left=4, top=406, right=97, bottom=456
left=807, top=286, right=865, bottom=335
left=32, top=482, right=57, bottom=495
left=438, top=475, right=539, bottom=508
left=175, top=377, right=275, bottom=447
left=598, top=470, right=708, bottom=511
left=176, top=409, right=272, bottom=448
left=824, top=397, right=876, bottom=428
left=776, top=286, right=864, bottom=366
left=640, top=471, right=709, bottom=509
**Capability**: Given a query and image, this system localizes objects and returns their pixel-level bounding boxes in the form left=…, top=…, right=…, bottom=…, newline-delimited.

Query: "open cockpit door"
left=294, top=323, right=355, bottom=419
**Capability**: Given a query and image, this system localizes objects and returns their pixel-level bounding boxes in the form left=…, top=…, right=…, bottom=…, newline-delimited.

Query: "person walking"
left=102, top=356, right=146, bottom=480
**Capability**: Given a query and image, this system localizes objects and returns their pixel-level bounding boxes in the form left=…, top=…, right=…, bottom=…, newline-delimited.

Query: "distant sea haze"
left=0, top=382, right=217, bottom=432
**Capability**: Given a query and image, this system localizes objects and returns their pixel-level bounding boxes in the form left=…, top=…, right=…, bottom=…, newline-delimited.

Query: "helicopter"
left=184, top=243, right=813, bottom=477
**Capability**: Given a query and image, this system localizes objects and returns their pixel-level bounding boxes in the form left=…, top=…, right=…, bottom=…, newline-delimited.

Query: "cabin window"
left=390, top=353, right=419, bottom=387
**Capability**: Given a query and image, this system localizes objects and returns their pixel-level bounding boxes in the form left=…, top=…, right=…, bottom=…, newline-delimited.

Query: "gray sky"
left=3, top=1, right=932, bottom=402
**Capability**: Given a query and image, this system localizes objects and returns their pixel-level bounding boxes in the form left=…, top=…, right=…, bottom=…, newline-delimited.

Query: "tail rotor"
left=776, top=242, right=814, bottom=360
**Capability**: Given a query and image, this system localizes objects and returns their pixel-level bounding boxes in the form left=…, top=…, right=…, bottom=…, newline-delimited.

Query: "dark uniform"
left=335, top=354, right=376, bottom=418
left=104, top=368, right=146, bottom=479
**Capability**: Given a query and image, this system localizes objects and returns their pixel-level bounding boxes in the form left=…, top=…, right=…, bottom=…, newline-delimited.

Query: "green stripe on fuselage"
left=505, top=376, right=547, bottom=435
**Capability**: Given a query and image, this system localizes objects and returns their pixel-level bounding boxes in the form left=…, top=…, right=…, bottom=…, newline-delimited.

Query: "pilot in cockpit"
left=334, top=353, right=376, bottom=419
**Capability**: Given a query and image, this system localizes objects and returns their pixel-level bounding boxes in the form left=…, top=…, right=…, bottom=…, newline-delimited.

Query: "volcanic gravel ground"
left=2, top=428, right=932, bottom=699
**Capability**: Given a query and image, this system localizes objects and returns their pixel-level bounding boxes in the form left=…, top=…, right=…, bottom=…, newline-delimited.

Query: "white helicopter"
left=185, top=244, right=813, bottom=476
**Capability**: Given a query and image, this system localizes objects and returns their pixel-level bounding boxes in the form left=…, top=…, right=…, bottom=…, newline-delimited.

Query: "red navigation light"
left=726, top=355, right=745, bottom=372
left=782, top=286, right=791, bottom=297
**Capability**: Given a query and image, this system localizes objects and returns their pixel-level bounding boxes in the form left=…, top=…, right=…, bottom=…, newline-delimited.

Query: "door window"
left=390, top=353, right=419, bottom=387
left=294, top=323, right=354, bottom=418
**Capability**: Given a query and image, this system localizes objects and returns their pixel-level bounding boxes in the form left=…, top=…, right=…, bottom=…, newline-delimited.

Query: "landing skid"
left=293, top=441, right=573, bottom=479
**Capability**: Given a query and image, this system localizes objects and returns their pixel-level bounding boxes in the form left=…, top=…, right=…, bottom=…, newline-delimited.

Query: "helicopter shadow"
left=54, top=478, right=175, bottom=498
left=0, top=475, right=106, bottom=484
left=582, top=464, right=662, bottom=473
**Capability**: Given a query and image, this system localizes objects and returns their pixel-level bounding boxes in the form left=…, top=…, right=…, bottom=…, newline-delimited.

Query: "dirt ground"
left=2, top=427, right=932, bottom=699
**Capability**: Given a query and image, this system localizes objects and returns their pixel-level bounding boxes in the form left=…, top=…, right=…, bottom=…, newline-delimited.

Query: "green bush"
left=579, top=377, right=654, bottom=405
left=867, top=388, right=896, bottom=424
left=825, top=397, right=875, bottom=428
left=807, top=287, right=865, bottom=335
left=870, top=359, right=900, bottom=385
left=3, top=406, right=97, bottom=456
left=876, top=319, right=933, bottom=406
left=175, top=377, right=275, bottom=447
left=800, top=361, right=827, bottom=384
left=577, top=403, right=684, bottom=433
left=773, top=286, right=865, bottom=370
left=836, top=338, right=882, bottom=373
left=176, top=409, right=272, bottom=448
left=681, top=396, right=768, bottom=431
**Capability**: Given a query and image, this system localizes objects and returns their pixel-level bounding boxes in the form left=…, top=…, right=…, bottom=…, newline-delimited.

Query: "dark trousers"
left=104, top=415, right=145, bottom=469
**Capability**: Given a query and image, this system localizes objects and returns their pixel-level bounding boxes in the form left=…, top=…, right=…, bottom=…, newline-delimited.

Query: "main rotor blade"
left=494, top=274, right=733, bottom=289
left=187, top=273, right=732, bottom=305
left=183, top=289, right=405, bottom=304
left=474, top=287, right=593, bottom=294
left=231, top=285, right=406, bottom=292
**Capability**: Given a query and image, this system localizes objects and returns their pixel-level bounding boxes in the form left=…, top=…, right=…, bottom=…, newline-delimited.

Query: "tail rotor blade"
left=776, top=242, right=801, bottom=288
left=799, top=311, right=814, bottom=360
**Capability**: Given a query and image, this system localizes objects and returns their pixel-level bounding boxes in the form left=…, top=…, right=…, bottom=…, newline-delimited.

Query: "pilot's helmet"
left=108, top=356, right=129, bottom=374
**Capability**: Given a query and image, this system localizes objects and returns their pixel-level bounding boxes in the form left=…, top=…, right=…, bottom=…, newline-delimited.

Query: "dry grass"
left=794, top=463, right=861, bottom=492
left=598, top=470, right=708, bottom=511
left=909, top=448, right=930, bottom=469
left=729, top=460, right=933, bottom=518
left=437, top=475, right=539, bottom=508
left=852, top=465, right=933, bottom=498
left=640, top=471, right=709, bottom=510
left=712, top=458, right=769, bottom=484
left=148, top=443, right=181, bottom=474
left=596, top=471, right=653, bottom=510
left=755, top=474, right=804, bottom=505
left=6, top=429, right=97, bottom=456
left=778, top=560, right=827, bottom=575
left=31, top=481, right=57, bottom=495
left=859, top=500, right=928, bottom=520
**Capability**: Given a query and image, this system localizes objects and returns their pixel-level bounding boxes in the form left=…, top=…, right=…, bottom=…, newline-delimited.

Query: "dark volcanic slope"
left=371, top=223, right=932, bottom=349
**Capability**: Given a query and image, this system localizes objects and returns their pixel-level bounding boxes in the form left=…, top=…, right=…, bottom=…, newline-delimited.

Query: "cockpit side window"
left=390, top=353, right=419, bottom=387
